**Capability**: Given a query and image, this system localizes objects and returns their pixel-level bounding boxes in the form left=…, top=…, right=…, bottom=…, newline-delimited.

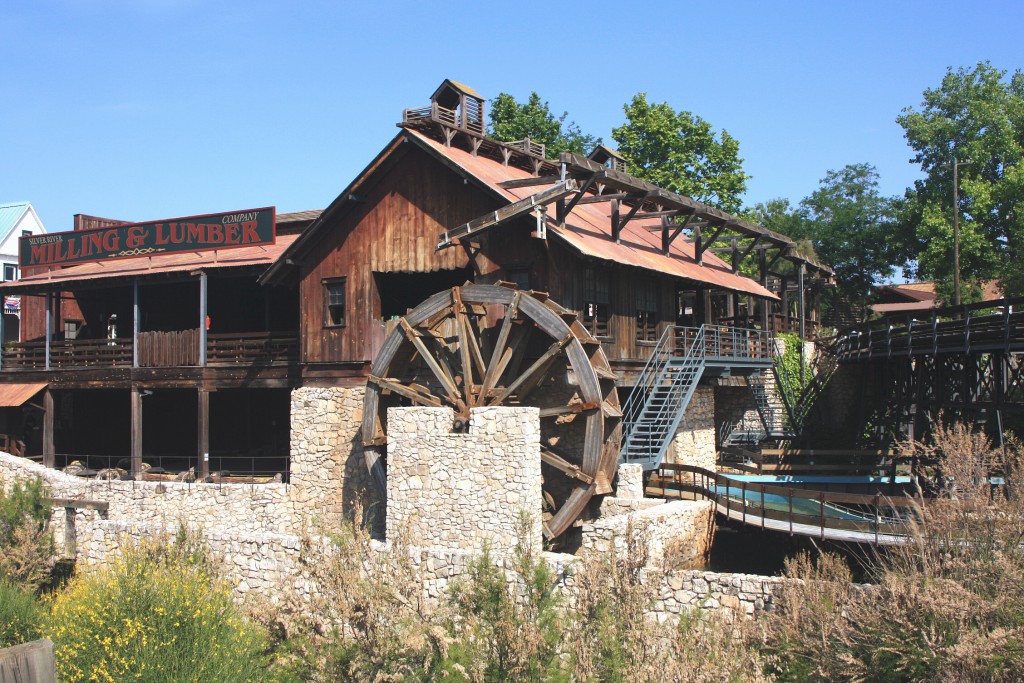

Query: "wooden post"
left=0, top=638, right=57, bottom=683
left=132, top=279, right=139, bottom=368
left=197, top=387, right=209, bottom=479
left=44, top=292, right=51, bottom=371
left=0, top=307, right=5, bottom=371
left=199, top=272, right=208, bottom=367
left=130, top=386, right=142, bottom=479
left=42, top=388, right=54, bottom=469
left=759, top=249, right=769, bottom=332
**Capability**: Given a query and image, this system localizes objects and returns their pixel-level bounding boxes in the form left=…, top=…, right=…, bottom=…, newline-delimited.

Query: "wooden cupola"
left=588, top=145, right=627, bottom=173
left=429, top=79, right=486, bottom=136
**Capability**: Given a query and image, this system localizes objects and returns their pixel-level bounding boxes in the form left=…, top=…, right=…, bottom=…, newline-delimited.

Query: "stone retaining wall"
left=666, top=385, right=716, bottom=470
left=386, top=406, right=541, bottom=554
left=581, top=499, right=715, bottom=568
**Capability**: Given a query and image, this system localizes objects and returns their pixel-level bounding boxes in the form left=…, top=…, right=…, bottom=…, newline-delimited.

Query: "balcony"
left=1, top=330, right=298, bottom=371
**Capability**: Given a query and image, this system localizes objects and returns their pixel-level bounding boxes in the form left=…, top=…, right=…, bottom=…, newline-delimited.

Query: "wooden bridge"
left=829, top=296, right=1024, bottom=445
left=647, top=463, right=919, bottom=545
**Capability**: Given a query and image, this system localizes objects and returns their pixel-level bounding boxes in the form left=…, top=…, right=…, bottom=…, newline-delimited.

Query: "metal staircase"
left=748, top=370, right=794, bottom=440
left=747, top=338, right=841, bottom=443
left=620, top=326, right=706, bottom=470
left=620, top=324, right=774, bottom=471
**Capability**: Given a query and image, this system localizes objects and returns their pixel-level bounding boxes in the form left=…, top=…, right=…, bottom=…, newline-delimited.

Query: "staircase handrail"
left=621, top=324, right=702, bottom=438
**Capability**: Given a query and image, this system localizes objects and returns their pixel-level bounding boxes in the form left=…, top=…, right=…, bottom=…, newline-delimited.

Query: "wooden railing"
left=720, top=314, right=821, bottom=339
left=835, top=296, right=1024, bottom=361
left=649, top=463, right=919, bottom=544
left=2, top=330, right=297, bottom=370
left=2, top=338, right=134, bottom=370
left=506, top=138, right=546, bottom=158
left=207, top=332, right=298, bottom=364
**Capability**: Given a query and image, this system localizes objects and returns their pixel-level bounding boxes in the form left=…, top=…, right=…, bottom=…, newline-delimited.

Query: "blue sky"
left=3, top=0, right=1023, bottom=232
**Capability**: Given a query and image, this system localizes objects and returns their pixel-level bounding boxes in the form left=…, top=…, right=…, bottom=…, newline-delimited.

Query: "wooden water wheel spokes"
left=361, top=283, right=622, bottom=540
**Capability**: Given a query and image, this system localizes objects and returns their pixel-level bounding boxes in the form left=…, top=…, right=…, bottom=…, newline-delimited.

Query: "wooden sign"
left=19, top=207, right=276, bottom=268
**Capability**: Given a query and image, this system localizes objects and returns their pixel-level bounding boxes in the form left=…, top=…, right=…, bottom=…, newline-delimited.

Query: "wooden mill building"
left=0, top=80, right=831, bottom=485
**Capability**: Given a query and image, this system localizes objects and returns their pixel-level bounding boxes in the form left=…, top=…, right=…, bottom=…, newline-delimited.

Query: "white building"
left=0, top=202, right=48, bottom=341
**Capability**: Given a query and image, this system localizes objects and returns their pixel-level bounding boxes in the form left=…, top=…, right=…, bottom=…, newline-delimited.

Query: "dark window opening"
left=375, top=267, right=474, bottom=320
left=3, top=264, right=16, bottom=281
left=636, top=280, right=659, bottom=342
left=323, top=277, right=347, bottom=327
left=583, top=267, right=611, bottom=338
left=504, top=267, right=531, bottom=291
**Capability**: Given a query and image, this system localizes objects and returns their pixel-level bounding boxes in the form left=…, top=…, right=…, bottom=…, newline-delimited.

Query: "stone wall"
left=665, top=385, right=716, bottom=470
left=386, top=406, right=541, bottom=554
left=581, top=499, right=715, bottom=568
left=290, top=386, right=377, bottom=528
left=714, top=383, right=762, bottom=444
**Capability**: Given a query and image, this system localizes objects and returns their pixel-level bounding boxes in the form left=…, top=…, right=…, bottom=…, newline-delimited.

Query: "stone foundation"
left=666, top=385, right=716, bottom=470
left=581, top=499, right=715, bottom=568
left=386, top=406, right=541, bottom=554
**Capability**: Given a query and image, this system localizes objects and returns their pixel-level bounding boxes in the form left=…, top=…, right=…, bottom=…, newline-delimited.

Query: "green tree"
left=796, top=163, right=901, bottom=310
left=488, top=92, right=600, bottom=159
left=897, top=61, right=1024, bottom=299
left=612, top=93, right=749, bottom=213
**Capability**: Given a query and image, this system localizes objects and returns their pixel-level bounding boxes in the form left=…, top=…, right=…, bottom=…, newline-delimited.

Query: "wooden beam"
left=663, top=211, right=695, bottom=254
left=498, top=176, right=565, bottom=189
left=437, top=180, right=577, bottom=250
left=696, top=220, right=729, bottom=264
left=197, top=387, right=209, bottom=479
left=540, top=445, right=594, bottom=486
left=131, top=386, right=142, bottom=479
left=576, top=192, right=630, bottom=205
left=556, top=173, right=597, bottom=222
left=43, top=388, right=54, bottom=469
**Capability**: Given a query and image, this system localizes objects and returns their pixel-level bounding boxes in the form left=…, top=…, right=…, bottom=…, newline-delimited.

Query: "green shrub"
left=0, top=477, right=54, bottom=590
left=44, top=536, right=274, bottom=683
left=0, top=579, right=43, bottom=647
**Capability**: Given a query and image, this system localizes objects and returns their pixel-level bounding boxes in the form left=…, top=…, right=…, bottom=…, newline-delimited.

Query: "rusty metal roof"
left=0, top=382, right=47, bottom=406
left=408, top=130, right=776, bottom=299
left=2, top=233, right=300, bottom=292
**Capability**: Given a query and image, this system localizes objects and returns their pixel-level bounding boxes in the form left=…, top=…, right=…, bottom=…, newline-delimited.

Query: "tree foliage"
left=612, top=93, right=749, bottom=213
left=897, top=61, right=1024, bottom=298
left=796, top=163, right=903, bottom=308
left=488, top=92, right=601, bottom=159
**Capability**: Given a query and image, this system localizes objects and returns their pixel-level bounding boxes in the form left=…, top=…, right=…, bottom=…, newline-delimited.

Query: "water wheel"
left=361, top=283, right=622, bottom=540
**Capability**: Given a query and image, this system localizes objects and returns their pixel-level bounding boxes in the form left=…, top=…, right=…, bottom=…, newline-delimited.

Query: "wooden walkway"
left=648, top=464, right=916, bottom=545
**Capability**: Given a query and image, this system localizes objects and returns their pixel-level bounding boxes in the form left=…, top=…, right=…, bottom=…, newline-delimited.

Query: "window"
left=583, top=267, right=611, bottom=338
left=504, top=267, right=531, bottom=291
left=64, top=319, right=82, bottom=340
left=21, top=230, right=31, bottom=238
left=2, top=264, right=16, bottom=282
left=322, top=277, right=346, bottom=327
left=636, top=280, right=659, bottom=342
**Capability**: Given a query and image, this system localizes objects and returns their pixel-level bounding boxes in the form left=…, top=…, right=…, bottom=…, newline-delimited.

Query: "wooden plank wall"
left=298, top=145, right=499, bottom=364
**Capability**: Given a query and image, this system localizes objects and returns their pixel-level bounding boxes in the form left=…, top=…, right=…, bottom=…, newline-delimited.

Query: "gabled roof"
left=0, top=202, right=33, bottom=243
left=263, top=129, right=776, bottom=300
left=431, top=79, right=483, bottom=101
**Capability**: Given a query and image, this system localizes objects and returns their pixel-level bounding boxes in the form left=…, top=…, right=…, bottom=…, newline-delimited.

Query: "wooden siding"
left=299, top=145, right=500, bottom=364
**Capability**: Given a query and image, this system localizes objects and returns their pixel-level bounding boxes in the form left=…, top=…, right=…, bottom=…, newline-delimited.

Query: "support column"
left=197, top=387, right=210, bottom=479
left=199, top=272, right=208, bottom=367
left=133, top=279, right=140, bottom=368
left=759, top=249, right=769, bottom=331
left=42, top=388, right=54, bottom=469
left=44, top=292, right=52, bottom=371
left=130, top=386, right=142, bottom=479
left=798, top=264, right=807, bottom=386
